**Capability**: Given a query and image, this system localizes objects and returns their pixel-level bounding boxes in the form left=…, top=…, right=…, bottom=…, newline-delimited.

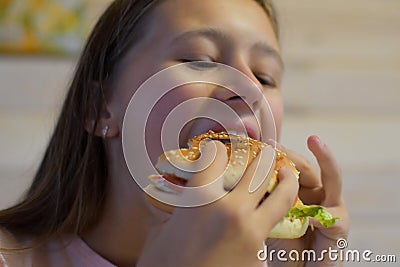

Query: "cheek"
left=145, top=85, right=206, bottom=136
left=109, top=48, right=166, bottom=127
left=144, top=85, right=211, bottom=161
left=264, top=92, right=283, bottom=136
left=110, top=77, right=153, bottom=128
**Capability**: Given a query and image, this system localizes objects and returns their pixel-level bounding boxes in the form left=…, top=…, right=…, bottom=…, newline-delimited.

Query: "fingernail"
left=267, top=138, right=283, bottom=150
left=315, top=136, right=325, bottom=147
left=267, top=138, right=277, bottom=145
left=148, top=175, right=180, bottom=194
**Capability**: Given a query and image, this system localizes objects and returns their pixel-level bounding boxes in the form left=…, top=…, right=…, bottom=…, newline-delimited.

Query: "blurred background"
left=0, top=0, right=399, bottom=265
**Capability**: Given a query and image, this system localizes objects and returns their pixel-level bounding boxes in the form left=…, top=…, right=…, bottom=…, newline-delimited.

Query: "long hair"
left=0, top=0, right=279, bottom=241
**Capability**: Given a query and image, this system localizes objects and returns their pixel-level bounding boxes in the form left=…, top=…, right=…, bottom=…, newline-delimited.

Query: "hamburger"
left=147, top=130, right=339, bottom=239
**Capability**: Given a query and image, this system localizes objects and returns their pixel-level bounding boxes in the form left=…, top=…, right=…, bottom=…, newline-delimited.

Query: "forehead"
left=145, top=0, right=279, bottom=51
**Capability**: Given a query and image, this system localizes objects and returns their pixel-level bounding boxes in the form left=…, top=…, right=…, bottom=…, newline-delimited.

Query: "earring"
left=102, top=125, right=109, bottom=139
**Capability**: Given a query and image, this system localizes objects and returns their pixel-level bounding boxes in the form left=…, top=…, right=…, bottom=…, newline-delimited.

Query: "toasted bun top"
left=155, top=130, right=299, bottom=191
left=148, top=131, right=308, bottom=239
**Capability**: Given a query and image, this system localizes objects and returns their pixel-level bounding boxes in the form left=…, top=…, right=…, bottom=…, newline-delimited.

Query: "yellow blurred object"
left=0, top=0, right=112, bottom=55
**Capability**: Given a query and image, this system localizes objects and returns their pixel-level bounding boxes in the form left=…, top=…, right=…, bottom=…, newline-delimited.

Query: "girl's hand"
left=266, top=136, right=350, bottom=267
left=138, top=141, right=299, bottom=267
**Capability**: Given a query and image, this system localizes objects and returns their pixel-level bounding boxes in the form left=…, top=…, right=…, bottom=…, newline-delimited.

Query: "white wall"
left=0, top=57, right=75, bottom=207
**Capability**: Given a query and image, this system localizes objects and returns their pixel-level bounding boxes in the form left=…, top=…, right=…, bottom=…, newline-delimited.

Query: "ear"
left=84, top=83, right=120, bottom=139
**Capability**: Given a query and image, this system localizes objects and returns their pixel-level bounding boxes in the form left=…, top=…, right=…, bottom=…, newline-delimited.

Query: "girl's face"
left=108, top=0, right=283, bottom=162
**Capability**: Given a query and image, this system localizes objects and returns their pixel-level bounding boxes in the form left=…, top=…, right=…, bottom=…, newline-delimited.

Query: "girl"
left=0, top=0, right=349, bottom=266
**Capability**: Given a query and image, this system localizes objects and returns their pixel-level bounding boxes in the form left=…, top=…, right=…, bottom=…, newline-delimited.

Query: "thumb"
left=186, top=140, right=228, bottom=187
left=175, top=141, right=228, bottom=207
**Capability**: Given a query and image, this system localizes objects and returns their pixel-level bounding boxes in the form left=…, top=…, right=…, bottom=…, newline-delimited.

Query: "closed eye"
left=254, top=74, right=276, bottom=88
left=180, top=59, right=218, bottom=70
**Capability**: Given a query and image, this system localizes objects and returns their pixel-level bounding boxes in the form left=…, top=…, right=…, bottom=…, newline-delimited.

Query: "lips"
left=179, top=115, right=262, bottom=149
left=209, top=118, right=260, bottom=141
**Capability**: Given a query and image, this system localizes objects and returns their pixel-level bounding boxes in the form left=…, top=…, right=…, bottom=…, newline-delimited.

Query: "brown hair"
left=0, top=0, right=279, bottom=242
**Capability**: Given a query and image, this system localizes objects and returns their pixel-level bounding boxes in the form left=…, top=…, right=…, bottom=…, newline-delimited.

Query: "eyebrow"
left=252, top=41, right=284, bottom=70
left=172, top=27, right=231, bottom=44
left=172, top=28, right=284, bottom=69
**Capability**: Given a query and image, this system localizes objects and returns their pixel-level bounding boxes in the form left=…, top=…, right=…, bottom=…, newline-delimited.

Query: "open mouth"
left=209, top=121, right=260, bottom=141
left=157, top=115, right=262, bottom=188
left=178, top=114, right=262, bottom=149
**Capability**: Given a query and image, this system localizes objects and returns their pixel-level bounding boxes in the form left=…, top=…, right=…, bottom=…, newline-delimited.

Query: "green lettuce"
left=287, top=205, right=340, bottom=228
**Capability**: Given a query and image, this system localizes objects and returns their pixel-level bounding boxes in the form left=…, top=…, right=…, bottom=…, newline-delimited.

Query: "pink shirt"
left=1, top=228, right=268, bottom=266
left=0, top=232, right=116, bottom=267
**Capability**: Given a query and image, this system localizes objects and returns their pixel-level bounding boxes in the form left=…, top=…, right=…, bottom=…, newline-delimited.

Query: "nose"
left=209, top=61, right=263, bottom=112
left=212, top=87, right=246, bottom=101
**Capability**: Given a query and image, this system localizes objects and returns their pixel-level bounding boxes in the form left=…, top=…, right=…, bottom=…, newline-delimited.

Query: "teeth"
left=227, top=130, right=247, bottom=137
left=148, top=175, right=178, bottom=194
left=227, top=130, right=237, bottom=135
left=238, top=132, right=247, bottom=137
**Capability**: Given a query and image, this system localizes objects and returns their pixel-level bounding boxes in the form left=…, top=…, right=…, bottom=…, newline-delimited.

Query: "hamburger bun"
left=146, top=131, right=338, bottom=239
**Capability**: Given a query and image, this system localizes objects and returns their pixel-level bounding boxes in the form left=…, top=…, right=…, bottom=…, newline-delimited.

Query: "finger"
left=267, top=139, right=322, bottom=189
left=144, top=184, right=178, bottom=214
left=186, top=140, right=228, bottom=187
left=248, top=145, right=276, bottom=193
left=177, top=141, right=229, bottom=207
left=298, top=186, right=324, bottom=205
left=254, top=167, right=299, bottom=234
left=307, top=136, right=342, bottom=206
left=309, top=204, right=350, bottom=240
left=231, top=146, right=276, bottom=206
